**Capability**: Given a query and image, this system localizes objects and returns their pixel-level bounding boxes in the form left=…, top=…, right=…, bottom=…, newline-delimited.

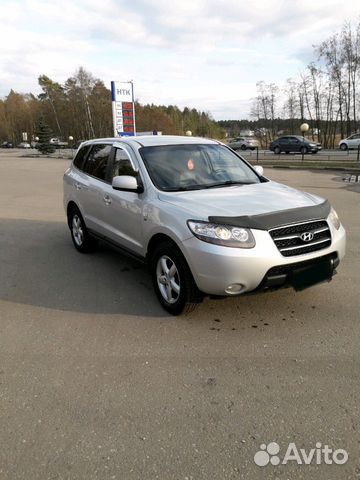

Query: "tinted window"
left=83, top=144, right=111, bottom=181
left=73, top=145, right=89, bottom=170
left=112, top=148, right=137, bottom=178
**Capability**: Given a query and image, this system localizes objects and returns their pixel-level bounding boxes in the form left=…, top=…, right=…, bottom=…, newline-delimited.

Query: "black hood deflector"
left=208, top=200, right=331, bottom=231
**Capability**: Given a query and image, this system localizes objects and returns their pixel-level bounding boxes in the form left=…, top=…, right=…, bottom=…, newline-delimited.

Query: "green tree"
left=36, top=117, right=55, bottom=154
left=38, top=75, right=64, bottom=135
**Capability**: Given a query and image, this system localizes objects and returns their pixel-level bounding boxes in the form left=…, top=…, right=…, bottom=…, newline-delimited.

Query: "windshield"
left=139, top=144, right=261, bottom=191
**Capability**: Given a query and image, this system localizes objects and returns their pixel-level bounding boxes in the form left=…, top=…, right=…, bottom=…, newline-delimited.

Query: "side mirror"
left=112, top=175, right=143, bottom=193
left=254, top=165, right=264, bottom=176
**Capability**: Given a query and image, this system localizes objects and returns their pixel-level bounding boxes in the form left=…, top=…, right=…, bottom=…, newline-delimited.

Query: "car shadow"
left=0, top=218, right=167, bottom=316
left=0, top=218, right=342, bottom=322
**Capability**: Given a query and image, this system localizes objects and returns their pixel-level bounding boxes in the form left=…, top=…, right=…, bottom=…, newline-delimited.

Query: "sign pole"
left=111, top=81, right=117, bottom=137
left=131, top=81, right=136, bottom=136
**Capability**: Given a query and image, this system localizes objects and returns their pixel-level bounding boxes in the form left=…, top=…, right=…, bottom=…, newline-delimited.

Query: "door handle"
left=103, top=195, right=112, bottom=206
left=75, top=182, right=82, bottom=190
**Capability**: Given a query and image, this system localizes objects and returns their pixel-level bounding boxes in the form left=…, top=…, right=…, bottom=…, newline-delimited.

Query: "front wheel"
left=300, top=146, right=308, bottom=155
left=151, top=241, right=202, bottom=315
left=340, top=143, right=348, bottom=151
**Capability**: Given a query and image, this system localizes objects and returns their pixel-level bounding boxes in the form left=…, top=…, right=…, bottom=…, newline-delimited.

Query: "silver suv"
left=63, top=136, right=346, bottom=315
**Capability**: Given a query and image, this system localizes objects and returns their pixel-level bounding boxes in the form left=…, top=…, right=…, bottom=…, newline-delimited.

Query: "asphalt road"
left=0, top=151, right=359, bottom=480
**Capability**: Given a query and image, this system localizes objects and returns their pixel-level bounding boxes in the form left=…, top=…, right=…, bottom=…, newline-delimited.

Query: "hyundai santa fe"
left=63, top=136, right=346, bottom=315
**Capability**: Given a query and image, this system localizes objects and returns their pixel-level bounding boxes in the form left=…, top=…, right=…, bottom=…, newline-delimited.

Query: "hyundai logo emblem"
left=300, top=232, right=314, bottom=242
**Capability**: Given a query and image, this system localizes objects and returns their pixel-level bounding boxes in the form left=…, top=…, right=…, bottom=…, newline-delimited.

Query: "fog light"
left=225, top=284, right=244, bottom=295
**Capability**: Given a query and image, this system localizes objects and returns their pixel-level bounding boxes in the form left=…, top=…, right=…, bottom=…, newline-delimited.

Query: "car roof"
left=81, top=135, right=219, bottom=148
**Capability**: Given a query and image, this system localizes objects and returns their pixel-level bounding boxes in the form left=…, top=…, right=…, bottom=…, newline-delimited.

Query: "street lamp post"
left=300, top=123, right=309, bottom=162
left=68, top=136, right=74, bottom=158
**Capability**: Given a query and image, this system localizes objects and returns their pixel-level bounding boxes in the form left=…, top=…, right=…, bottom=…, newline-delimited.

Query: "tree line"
left=238, top=21, right=360, bottom=148
left=1, top=20, right=358, bottom=148
left=0, top=67, right=223, bottom=145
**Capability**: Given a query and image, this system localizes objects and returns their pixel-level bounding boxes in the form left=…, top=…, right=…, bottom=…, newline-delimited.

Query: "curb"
left=259, top=165, right=360, bottom=173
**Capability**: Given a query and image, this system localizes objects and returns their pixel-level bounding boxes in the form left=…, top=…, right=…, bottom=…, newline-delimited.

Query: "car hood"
left=158, top=181, right=324, bottom=220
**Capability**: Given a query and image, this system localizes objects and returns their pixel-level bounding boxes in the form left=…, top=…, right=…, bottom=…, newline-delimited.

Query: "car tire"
left=241, top=145, right=247, bottom=150
left=285, top=151, right=290, bottom=154
left=274, top=146, right=281, bottom=155
left=300, top=146, right=308, bottom=155
left=340, top=143, right=348, bottom=151
left=250, top=147, right=255, bottom=151
left=68, top=206, right=97, bottom=253
left=150, top=241, right=203, bottom=315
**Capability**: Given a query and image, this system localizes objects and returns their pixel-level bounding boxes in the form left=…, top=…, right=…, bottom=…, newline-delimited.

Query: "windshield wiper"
left=203, top=180, right=254, bottom=189
left=162, top=185, right=204, bottom=192
left=162, top=181, right=254, bottom=192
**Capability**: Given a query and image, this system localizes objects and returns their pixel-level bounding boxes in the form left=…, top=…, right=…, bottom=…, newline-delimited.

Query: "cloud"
left=0, top=0, right=359, bottom=119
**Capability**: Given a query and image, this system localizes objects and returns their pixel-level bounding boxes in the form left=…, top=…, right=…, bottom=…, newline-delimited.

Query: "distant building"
left=239, top=129, right=255, bottom=137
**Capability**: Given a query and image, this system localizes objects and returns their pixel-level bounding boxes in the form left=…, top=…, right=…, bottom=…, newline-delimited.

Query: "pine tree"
left=36, top=118, right=55, bottom=154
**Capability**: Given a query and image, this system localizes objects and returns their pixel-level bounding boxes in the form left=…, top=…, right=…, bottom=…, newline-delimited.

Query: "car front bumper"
left=181, top=224, right=346, bottom=296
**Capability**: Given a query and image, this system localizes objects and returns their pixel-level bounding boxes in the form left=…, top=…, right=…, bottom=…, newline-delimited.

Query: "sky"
left=0, top=0, right=359, bottom=119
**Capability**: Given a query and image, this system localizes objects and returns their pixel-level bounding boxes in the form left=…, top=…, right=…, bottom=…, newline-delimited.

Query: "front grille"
left=269, top=219, right=331, bottom=257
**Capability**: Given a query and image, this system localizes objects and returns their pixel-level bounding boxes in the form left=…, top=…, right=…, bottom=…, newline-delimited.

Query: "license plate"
left=291, top=260, right=333, bottom=291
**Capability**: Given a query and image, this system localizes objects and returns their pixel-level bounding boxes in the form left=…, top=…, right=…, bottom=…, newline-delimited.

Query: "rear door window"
left=83, top=144, right=112, bottom=181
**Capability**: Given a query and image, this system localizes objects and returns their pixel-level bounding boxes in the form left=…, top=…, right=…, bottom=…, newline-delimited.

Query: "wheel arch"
left=146, top=233, right=180, bottom=262
left=66, top=201, right=81, bottom=228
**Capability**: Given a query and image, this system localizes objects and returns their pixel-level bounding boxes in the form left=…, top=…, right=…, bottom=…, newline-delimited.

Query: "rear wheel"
left=340, top=143, right=348, bottom=151
left=151, top=241, right=202, bottom=315
left=274, top=146, right=281, bottom=155
left=240, top=144, right=247, bottom=150
left=68, top=206, right=97, bottom=253
left=300, top=146, right=308, bottom=155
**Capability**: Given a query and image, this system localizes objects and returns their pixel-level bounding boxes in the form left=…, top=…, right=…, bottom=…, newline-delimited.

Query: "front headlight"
left=187, top=220, right=255, bottom=248
left=328, top=207, right=341, bottom=230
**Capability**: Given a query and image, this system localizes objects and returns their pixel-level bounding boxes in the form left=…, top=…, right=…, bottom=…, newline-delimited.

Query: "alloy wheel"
left=156, top=255, right=180, bottom=304
left=72, top=214, right=84, bottom=246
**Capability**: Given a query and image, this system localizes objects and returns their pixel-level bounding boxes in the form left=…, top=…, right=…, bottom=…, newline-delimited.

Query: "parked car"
left=0, top=141, right=14, bottom=148
left=339, top=133, right=360, bottom=150
left=270, top=136, right=321, bottom=154
left=63, top=136, right=345, bottom=315
left=228, top=136, right=259, bottom=150
left=50, top=138, right=68, bottom=148
left=18, top=142, right=31, bottom=149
